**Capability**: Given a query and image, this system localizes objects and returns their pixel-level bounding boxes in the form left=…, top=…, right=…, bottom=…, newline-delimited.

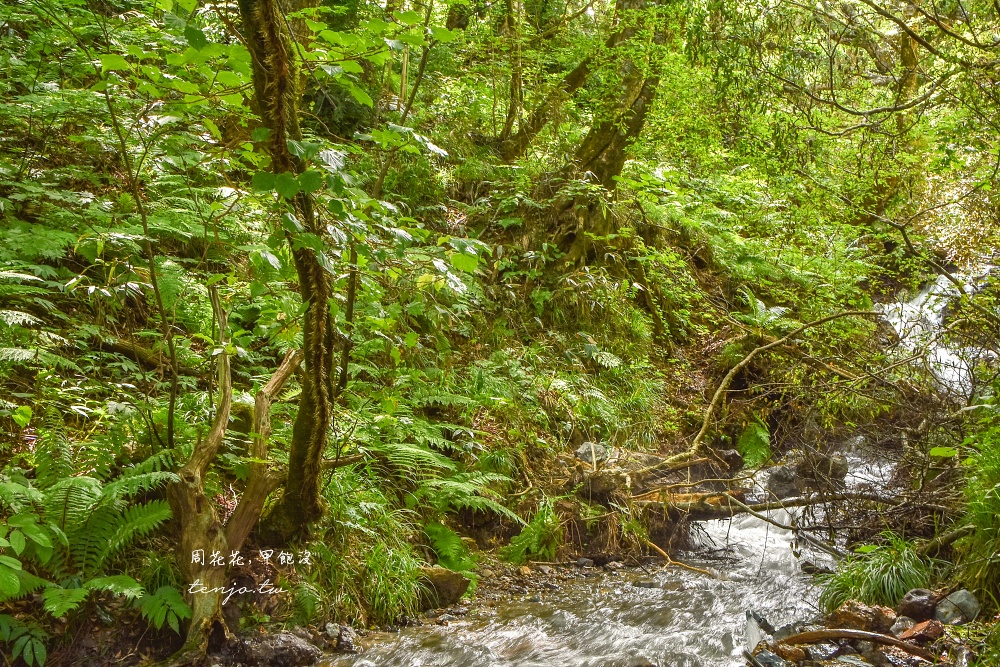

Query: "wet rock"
left=774, top=644, right=807, bottom=662
left=774, top=622, right=807, bottom=641
left=898, top=588, right=936, bottom=621
left=576, top=557, right=595, bottom=568
left=451, top=605, right=470, bottom=615
left=518, top=566, right=532, bottom=576
left=717, top=449, right=744, bottom=472
left=479, top=568, right=495, bottom=578
left=827, top=600, right=895, bottom=633
left=576, top=442, right=610, bottom=464
left=633, top=579, right=659, bottom=589
left=835, top=656, right=872, bottom=666
left=793, top=452, right=849, bottom=484
left=800, top=561, right=835, bottom=575
left=527, top=594, right=543, bottom=603
left=752, top=650, right=791, bottom=667
left=418, top=566, right=471, bottom=611
left=890, top=616, right=916, bottom=636
left=335, top=625, right=359, bottom=653
left=436, top=614, right=457, bottom=624
left=537, top=565, right=552, bottom=575
left=748, top=610, right=776, bottom=634
left=806, top=641, right=840, bottom=661
left=543, top=582, right=561, bottom=591
left=898, top=619, right=944, bottom=643
left=241, top=632, right=322, bottom=666
left=935, top=589, right=980, bottom=624
left=766, top=466, right=804, bottom=499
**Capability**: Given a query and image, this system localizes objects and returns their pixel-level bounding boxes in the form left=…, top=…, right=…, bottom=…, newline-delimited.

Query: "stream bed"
left=324, top=512, right=830, bottom=667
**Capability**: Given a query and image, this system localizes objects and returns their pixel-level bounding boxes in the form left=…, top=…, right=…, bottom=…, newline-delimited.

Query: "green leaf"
left=12, top=406, right=31, bottom=428
left=99, top=55, right=131, bottom=72
left=20, top=523, right=48, bottom=548
left=287, top=140, right=321, bottom=160
left=86, top=575, right=144, bottom=600
left=430, top=26, right=460, bottom=43
left=9, top=530, right=25, bottom=555
left=298, top=170, right=324, bottom=193
left=929, top=446, right=958, bottom=457
left=393, top=9, right=423, bottom=24
left=251, top=172, right=276, bottom=192
left=0, top=566, right=19, bottom=598
left=184, top=25, right=208, bottom=49
left=0, top=555, right=22, bottom=570
left=274, top=172, right=300, bottom=199
left=448, top=252, right=478, bottom=273
left=347, top=84, right=373, bottom=107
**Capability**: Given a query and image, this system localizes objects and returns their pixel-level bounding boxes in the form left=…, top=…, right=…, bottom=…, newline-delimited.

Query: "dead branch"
left=778, top=629, right=936, bottom=661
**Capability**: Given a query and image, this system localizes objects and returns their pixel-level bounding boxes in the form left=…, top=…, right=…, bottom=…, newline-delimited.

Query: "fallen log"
left=778, top=628, right=938, bottom=662
left=633, top=492, right=903, bottom=520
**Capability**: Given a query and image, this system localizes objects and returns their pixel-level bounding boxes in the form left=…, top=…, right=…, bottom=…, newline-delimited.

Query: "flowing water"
left=323, top=512, right=831, bottom=667
left=879, top=269, right=993, bottom=398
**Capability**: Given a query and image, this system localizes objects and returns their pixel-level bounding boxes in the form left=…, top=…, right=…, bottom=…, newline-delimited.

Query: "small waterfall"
left=879, top=269, right=993, bottom=398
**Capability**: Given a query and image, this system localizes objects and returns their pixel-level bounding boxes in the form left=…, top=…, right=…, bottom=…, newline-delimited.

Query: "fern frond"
left=100, top=472, right=178, bottom=501
left=0, top=310, right=41, bottom=326
left=366, top=441, right=457, bottom=474
left=99, top=501, right=172, bottom=570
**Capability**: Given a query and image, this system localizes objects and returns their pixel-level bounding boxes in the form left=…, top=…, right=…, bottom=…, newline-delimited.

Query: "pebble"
left=537, top=565, right=553, bottom=574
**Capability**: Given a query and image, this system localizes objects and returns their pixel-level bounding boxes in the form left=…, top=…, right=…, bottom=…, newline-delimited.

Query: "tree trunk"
left=560, top=73, right=659, bottom=263
left=238, top=0, right=337, bottom=540
left=166, top=288, right=232, bottom=660
left=499, top=0, right=644, bottom=161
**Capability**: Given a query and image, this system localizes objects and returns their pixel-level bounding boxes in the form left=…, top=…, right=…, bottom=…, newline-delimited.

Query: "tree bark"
left=499, top=0, right=645, bottom=161
left=238, top=0, right=337, bottom=540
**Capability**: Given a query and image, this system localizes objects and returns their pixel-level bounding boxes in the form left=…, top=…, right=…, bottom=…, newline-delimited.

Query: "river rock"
left=752, top=650, right=791, bottom=667
left=774, top=644, right=807, bottom=662
left=335, top=625, right=359, bottom=653
left=766, top=465, right=804, bottom=499
left=793, top=451, right=849, bottom=483
left=806, top=641, right=840, bottom=661
left=898, top=588, right=936, bottom=621
left=633, top=579, right=659, bottom=589
left=576, top=557, right=595, bottom=567
left=835, top=656, right=872, bottom=667
left=241, top=632, right=322, bottom=666
left=576, top=442, right=610, bottom=464
left=890, top=616, right=916, bottom=636
left=827, top=600, right=895, bottom=633
left=418, top=566, right=471, bottom=610
left=935, top=589, right=980, bottom=624
left=898, top=619, right=944, bottom=642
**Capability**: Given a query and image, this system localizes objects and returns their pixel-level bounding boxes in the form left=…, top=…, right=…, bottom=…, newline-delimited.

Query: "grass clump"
left=818, top=532, right=934, bottom=612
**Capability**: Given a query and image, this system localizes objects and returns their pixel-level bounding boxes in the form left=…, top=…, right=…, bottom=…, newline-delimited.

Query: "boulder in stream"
left=935, top=589, right=980, bottom=624
left=417, top=566, right=471, bottom=610
left=898, top=619, right=944, bottom=642
left=238, top=632, right=322, bottom=667
left=826, top=600, right=895, bottom=633
left=898, top=588, right=936, bottom=621
left=766, top=465, right=804, bottom=499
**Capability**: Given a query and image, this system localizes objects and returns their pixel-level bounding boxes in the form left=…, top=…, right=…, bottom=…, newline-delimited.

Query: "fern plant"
left=501, top=498, right=563, bottom=564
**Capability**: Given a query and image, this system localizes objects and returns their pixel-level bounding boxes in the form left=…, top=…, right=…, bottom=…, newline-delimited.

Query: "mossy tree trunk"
left=237, top=0, right=338, bottom=540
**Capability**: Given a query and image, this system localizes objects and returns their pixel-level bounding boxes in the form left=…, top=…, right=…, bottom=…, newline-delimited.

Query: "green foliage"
left=955, top=400, right=1000, bottom=606
left=0, top=615, right=47, bottom=667
left=818, top=533, right=934, bottom=612
left=501, top=498, right=562, bottom=565
left=425, top=521, right=477, bottom=576
left=736, top=418, right=771, bottom=468
left=138, top=586, right=192, bottom=635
